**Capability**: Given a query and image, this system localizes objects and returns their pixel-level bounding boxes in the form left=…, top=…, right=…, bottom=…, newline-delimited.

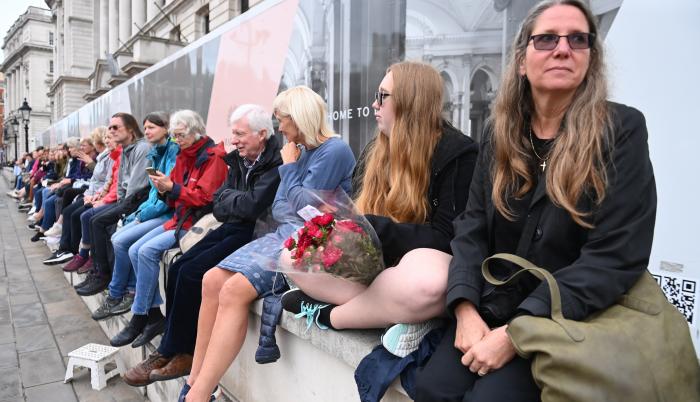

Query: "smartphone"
left=145, top=167, right=159, bottom=175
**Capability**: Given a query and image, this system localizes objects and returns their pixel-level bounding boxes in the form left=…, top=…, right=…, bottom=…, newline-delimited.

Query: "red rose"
left=321, top=245, right=343, bottom=268
left=312, top=213, right=334, bottom=227
left=336, top=220, right=364, bottom=234
left=284, top=237, right=296, bottom=251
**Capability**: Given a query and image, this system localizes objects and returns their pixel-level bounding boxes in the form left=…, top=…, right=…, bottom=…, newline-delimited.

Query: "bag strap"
left=482, top=253, right=585, bottom=342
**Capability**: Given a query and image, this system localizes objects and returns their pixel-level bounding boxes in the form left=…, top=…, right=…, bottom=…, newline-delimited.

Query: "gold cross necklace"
left=529, top=126, right=549, bottom=172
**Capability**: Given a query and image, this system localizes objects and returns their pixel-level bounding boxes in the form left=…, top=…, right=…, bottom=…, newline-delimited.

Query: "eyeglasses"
left=374, top=91, right=391, bottom=107
left=528, top=32, right=595, bottom=50
left=171, top=131, right=188, bottom=139
left=108, top=124, right=122, bottom=131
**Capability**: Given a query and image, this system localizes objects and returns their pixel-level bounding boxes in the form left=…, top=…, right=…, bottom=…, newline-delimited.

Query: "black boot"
left=111, top=314, right=148, bottom=347
left=76, top=273, right=109, bottom=296
left=132, top=308, right=165, bottom=348
left=256, top=294, right=283, bottom=364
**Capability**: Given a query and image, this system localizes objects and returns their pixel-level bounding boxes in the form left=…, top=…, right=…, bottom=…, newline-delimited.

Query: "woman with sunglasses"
left=414, top=1, right=657, bottom=401
left=281, top=61, right=478, bottom=348
left=90, top=112, right=178, bottom=323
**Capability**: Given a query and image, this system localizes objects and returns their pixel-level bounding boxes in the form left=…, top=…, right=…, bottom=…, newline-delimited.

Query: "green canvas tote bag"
left=482, top=253, right=700, bottom=402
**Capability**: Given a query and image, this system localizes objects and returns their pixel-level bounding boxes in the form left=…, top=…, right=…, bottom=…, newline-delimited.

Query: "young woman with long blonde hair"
left=282, top=61, right=478, bottom=351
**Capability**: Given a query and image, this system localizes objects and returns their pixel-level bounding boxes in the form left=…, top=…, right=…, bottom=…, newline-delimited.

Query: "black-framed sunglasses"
left=108, top=124, right=122, bottom=131
left=374, top=91, right=391, bottom=107
left=529, top=32, right=595, bottom=50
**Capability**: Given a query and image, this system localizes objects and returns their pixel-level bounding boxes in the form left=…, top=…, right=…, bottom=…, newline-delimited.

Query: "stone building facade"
left=0, top=7, right=54, bottom=156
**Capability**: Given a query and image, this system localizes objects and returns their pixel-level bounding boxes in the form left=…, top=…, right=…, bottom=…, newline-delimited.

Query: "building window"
left=241, top=0, right=249, bottom=13
left=49, top=32, right=54, bottom=45
left=196, top=6, right=210, bottom=39
left=49, top=60, right=54, bottom=73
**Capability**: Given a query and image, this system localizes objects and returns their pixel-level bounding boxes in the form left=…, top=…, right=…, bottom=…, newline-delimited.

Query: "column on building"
left=100, top=0, right=109, bottom=58
left=109, top=0, right=119, bottom=54
left=146, top=0, right=161, bottom=22
left=119, top=0, right=132, bottom=46
left=132, top=0, right=146, bottom=36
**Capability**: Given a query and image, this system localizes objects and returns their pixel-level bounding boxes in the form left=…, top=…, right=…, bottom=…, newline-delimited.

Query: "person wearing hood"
left=282, top=62, right=478, bottom=355
left=91, top=112, right=179, bottom=322
left=110, top=109, right=228, bottom=349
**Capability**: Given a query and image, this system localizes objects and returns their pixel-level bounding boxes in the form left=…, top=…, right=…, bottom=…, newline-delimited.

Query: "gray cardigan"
left=117, top=137, right=151, bottom=200
left=85, top=149, right=113, bottom=196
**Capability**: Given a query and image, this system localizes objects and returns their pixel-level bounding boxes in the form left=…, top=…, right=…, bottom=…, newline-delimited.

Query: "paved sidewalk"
left=0, top=175, right=147, bottom=402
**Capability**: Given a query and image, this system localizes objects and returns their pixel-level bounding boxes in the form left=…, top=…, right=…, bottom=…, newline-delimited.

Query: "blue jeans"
left=129, top=225, right=181, bottom=315
left=108, top=216, right=169, bottom=299
left=41, top=194, right=60, bottom=231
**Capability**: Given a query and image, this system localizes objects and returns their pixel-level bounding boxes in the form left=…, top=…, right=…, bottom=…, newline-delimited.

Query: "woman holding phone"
left=91, top=112, right=179, bottom=322
left=109, top=109, right=228, bottom=348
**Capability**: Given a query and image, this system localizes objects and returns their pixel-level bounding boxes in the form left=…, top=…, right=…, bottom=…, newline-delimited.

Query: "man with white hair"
left=123, top=104, right=283, bottom=386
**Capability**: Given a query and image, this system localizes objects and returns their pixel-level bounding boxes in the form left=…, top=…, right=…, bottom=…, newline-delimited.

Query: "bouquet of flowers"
left=282, top=211, right=383, bottom=285
left=252, top=188, right=385, bottom=286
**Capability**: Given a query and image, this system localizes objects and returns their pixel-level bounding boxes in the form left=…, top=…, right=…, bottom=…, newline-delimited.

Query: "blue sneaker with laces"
left=281, top=288, right=335, bottom=331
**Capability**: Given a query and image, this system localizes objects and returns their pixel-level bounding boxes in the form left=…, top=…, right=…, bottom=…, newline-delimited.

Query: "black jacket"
left=354, top=122, right=479, bottom=267
left=212, top=134, right=283, bottom=224
left=446, top=102, right=657, bottom=321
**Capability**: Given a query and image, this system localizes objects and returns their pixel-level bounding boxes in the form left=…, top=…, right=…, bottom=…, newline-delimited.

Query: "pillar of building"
left=118, top=0, right=132, bottom=47
left=100, top=0, right=109, bottom=58
left=132, top=0, right=146, bottom=35
left=108, top=0, right=119, bottom=54
left=146, top=0, right=160, bottom=22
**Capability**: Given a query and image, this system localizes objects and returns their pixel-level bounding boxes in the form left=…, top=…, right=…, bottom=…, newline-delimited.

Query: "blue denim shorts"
left=217, top=224, right=295, bottom=297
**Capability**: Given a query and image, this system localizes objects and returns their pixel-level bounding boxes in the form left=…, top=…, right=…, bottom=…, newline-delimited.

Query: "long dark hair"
left=112, top=112, right=144, bottom=140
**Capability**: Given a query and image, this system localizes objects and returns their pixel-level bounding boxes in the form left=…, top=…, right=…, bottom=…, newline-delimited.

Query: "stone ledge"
left=62, top=262, right=410, bottom=402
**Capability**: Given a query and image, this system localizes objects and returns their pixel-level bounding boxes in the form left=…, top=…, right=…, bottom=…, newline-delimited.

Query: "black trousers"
left=157, top=222, right=255, bottom=357
left=60, top=198, right=86, bottom=253
left=90, top=202, right=123, bottom=276
left=60, top=187, right=85, bottom=210
left=414, top=320, right=540, bottom=402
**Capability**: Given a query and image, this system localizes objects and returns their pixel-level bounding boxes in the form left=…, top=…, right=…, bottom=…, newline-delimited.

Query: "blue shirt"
left=272, top=137, right=355, bottom=225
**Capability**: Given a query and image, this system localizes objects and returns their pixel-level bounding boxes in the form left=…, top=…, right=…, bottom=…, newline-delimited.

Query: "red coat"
left=163, top=137, right=227, bottom=231
left=102, top=146, right=123, bottom=204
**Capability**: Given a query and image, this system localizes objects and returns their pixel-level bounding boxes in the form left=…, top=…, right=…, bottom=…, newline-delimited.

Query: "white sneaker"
left=27, top=213, right=37, bottom=222
left=44, top=223, right=62, bottom=237
left=381, top=319, right=441, bottom=358
left=27, top=206, right=36, bottom=215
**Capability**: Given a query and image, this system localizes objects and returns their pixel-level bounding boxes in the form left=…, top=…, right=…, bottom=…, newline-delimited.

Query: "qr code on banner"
left=653, top=274, right=696, bottom=324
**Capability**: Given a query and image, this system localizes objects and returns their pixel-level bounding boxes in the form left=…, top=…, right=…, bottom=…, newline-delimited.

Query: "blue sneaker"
left=381, top=320, right=440, bottom=358
left=178, top=384, right=219, bottom=402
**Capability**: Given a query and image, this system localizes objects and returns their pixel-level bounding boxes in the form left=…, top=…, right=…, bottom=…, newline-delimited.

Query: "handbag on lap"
left=482, top=253, right=700, bottom=402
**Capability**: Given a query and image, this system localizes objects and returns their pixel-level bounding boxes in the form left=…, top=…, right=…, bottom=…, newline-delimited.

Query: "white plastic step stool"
left=64, top=343, right=125, bottom=390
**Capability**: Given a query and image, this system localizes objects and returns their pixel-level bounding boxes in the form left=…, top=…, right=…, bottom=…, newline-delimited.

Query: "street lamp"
left=10, top=115, right=20, bottom=158
left=18, top=99, right=32, bottom=153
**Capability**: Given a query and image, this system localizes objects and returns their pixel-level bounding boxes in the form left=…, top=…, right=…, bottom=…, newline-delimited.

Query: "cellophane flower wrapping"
left=277, top=189, right=384, bottom=286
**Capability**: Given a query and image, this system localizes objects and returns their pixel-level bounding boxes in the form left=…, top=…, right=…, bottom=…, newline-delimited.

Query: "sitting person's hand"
left=461, top=325, right=516, bottom=376
left=92, top=199, right=105, bottom=208
left=454, top=300, right=490, bottom=355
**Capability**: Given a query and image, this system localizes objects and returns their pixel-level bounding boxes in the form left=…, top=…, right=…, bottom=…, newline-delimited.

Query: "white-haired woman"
left=180, top=86, right=356, bottom=402
left=110, top=109, right=228, bottom=348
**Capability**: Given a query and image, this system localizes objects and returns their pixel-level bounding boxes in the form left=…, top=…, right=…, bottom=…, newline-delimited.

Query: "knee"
left=407, top=274, right=446, bottom=311
left=201, top=269, right=226, bottom=301
left=128, top=243, right=140, bottom=263
left=218, top=275, right=256, bottom=308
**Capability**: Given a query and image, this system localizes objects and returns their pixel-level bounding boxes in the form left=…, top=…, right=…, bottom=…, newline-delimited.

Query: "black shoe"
left=132, top=318, right=165, bottom=348
left=111, top=323, right=143, bottom=347
left=76, top=274, right=109, bottom=296
left=30, top=232, right=46, bottom=242
left=27, top=223, right=36, bottom=230
left=74, top=273, right=95, bottom=289
left=281, top=288, right=335, bottom=330
left=43, top=250, right=74, bottom=265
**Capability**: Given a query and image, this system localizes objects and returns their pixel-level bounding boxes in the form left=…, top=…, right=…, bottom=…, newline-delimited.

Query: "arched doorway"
left=469, top=69, right=494, bottom=142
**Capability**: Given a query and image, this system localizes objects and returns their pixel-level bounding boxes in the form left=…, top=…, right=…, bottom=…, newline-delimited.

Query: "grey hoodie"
left=117, top=137, right=151, bottom=200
